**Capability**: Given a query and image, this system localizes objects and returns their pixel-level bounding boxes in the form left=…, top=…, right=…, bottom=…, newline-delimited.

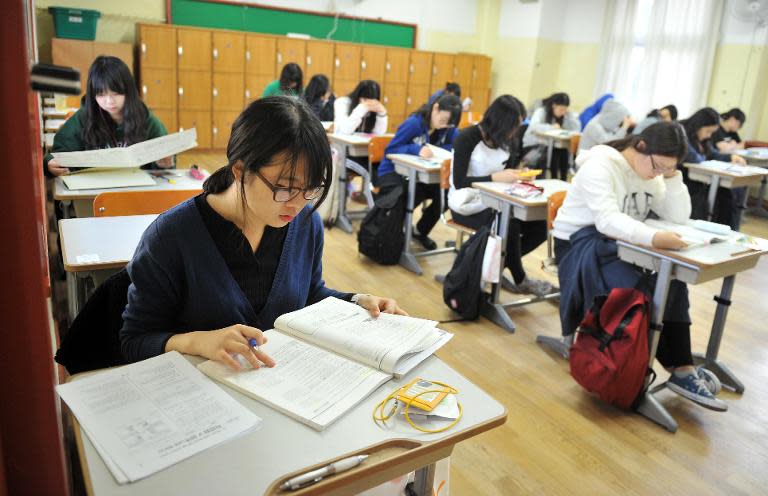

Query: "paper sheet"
left=61, top=168, right=157, bottom=190
left=57, top=352, right=261, bottom=484
left=426, top=144, right=453, bottom=161
left=52, top=129, right=197, bottom=168
left=694, top=160, right=768, bottom=176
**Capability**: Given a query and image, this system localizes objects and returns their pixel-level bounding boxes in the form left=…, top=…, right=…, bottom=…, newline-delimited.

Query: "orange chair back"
left=745, top=140, right=768, bottom=149
left=547, top=191, right=567, bottom=230
left=569, top=135, right=581, bottom=156
left=439, top=158, right=453, bottom=190
left=368, top=136, right=393, bottom=164
left=458, top=111, right=482, bottom=129
left=93, top=189, right=199, bottom=217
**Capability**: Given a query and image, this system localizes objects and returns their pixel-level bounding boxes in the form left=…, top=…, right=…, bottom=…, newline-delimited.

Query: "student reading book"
left=198, top=297, right=452, bottom=430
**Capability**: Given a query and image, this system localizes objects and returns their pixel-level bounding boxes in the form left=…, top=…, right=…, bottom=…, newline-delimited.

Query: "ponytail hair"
left=606, top=121, right=688, bottom=164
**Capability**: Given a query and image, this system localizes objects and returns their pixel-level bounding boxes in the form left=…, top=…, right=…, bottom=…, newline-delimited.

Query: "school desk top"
left=386, top=153, right=444, bottom=174
left=472, top=179, right=570, bottom=207
left=533, top=129, right=581, bottom=141
left=683, top=162, right=768, bottom=189
left=54, top=169, right=205, bottom=201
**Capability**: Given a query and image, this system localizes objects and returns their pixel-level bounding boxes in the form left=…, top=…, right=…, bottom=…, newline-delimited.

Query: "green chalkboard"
left=170, top=0, right=416, bottom=48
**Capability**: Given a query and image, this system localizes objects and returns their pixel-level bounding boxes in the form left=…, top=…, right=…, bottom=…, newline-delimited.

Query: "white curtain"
left=595, top=0, right=725, bottom=118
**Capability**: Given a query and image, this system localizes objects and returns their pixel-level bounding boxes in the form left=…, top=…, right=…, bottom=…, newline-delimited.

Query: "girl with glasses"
left=121, top=97, right=405, bottom=370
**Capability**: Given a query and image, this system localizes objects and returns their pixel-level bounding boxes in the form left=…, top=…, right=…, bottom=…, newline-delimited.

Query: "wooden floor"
left=184, top=152, right=768, bottom=495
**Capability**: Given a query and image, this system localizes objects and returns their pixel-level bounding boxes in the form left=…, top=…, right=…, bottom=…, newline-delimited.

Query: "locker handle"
left=178, top=87, right=184, bottom=96
left=213, top=88, right=218, bottom=97
left=178, top=46, right=183, bottom=57
left=409, top=64, right=414, bottom=73
left=386, top=62, right=391, bottom=72
left=335, top=58, right=340, bottom=68
left=383, top=96, right=389, bottom=104
left=361, top=60, right=367, bottom=70
left=245, top=50, right=251, bottom=61
left=307, top=55, right=312, bottom=66
left=213, top=127, right=218, bottom=135
left=453, top=67, right=458, bottom=76
left=277, top=52, right=283, bottom=64
left=406, top=96, right=412, bottom=105
left=433, top=65, right=437, bottom=75
left=245, top=89, right=251, bottom=99
left=142, top=85, right=147, bottom=95
left=213, top=48, right=219, bottom=60
left=179, top=126, right=185, bottom=132
left=141, top=43, right=147, bottom=54
left=473, top=68, right=476, bottom=79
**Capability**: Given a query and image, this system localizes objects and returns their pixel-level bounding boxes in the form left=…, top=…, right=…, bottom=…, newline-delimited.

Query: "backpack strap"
left=578, top=303, right=643, bottom=352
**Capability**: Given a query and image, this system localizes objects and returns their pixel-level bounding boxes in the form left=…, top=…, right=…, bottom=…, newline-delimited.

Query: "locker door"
left=213, top=31, right=244, bottom=73
left=276, top=38, right=306, bottom=74
left=177, top=29, right=211, bottom=72
left=140, top=68, right=176, bottom=110
left=245, top=75, right=277, bottom=104
left=333, top=43, right=361, bottom=92
left=212, top=111, right=241, bottom=149
left=383, top=82, right=407, bottom=124
left=179, top=110, right=212, bottom=148
left=360, top=46, right=386, bottom=84
left=178, top=70, right=212, bottom=110
left=430, top=53, right=455, bottom=93
left=408, top=51, right=433, bottom=86
left=305, top=40, right=335, bottom=80
left=245, top=35, right=277, bottom=78
left=453, top=54, right=474, bottom=94
left=384, top=48, right=410, bottom=84
left=139, top=25, right=176, bottom=69
left=152, top=109, right=177, bottom=134
left=213, top=73, right=245, bottom=112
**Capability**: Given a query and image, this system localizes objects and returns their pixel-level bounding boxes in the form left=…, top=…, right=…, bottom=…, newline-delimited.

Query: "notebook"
left=198, top=297, right=453, bottom=431
left=62, top=168, right=157, bottom=190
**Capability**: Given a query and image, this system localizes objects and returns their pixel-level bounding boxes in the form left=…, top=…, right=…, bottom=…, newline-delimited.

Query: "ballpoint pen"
left=280, top=454, right=368, bottom=491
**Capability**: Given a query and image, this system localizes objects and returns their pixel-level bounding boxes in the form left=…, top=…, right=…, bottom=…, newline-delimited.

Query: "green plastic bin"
left=48, top=7, right=100, bottom=40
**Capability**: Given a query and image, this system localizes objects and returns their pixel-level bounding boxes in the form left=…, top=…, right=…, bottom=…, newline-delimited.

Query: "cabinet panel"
left=408, top=51, right=433, bottom=86
left=213, top=72, right=245, bottom=112
left=178, top=70, right=212, bottom=111
left=382, top=82, right=407, bottom=118
left=384, top=48, right=410, bottom=84
left=305, top=40, right=335, bottom=80
left=333, top=43, right=361, bottom=83
left=430, top=53, right=455, bottom=93
left=213, top=32, right=244, bottom=73
left=334, top=79, right=358, bottom=98
left=139, top=25, right=176, bottom=70
left=212, top=111, right=241, bottom=149
left=245, top=35, right=277, bottom=77
left=179, top=110, right=211, bottom=148
left=245, top=75, right=277, bottom=104
left=360, top=46, right=386, bottom=84
left=276, top=38, right=306, bottom=74
left=406, top=83, right=430, bottom=115
left=473, top=55, right=491, bottom=90
left=471, top=87, right=490, bottom=113
left=177, top=29, right=211, bottom=72
left=152, top=109, right=177, bottom=134
left=453, top=54, right=474, bottom=94
left=140, top=68, right=176, bottom=110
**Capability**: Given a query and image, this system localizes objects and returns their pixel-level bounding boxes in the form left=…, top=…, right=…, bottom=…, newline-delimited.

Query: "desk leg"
left=706, top=175, right=721, bottom=222
left=536, top=334, right=573, bottom=360
left=399, top=169, right=422, bottom=275
left=545, top=138, right=554, bottom=179
left=411, top=463, right=436, bottom=496
left=334, top=144, right=353, bottom=233
left=692, top=275, right=744, bottom=393
left=746, top=175, right=768, bottom=219
left=61, top=199, right=72, bottom=219
left=66, top=272, right=88, bottom=322
left=481, top=204, right=516, bottom=333
left=635, top=258, right=678, bottom=433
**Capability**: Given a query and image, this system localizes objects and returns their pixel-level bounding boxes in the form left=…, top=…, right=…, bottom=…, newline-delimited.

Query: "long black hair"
left=606, top=121, right=688, bottom=164
left=478, top=94, right=526, bottom=152
left=444, top=82, right=461, bottom=97
left=543, top=92, right=570, bottom=125
left=720, top=107, right=746, bottom=125
left=279, top=63, right=303, bottom=93
left=680, top=107, right=719, bottom=153
left=347, top=80, right=381, bottom=133
left=646, top=104, right=678, bottom=121
left=203, top=96, right=332, bottom=215
left=303, top=74, right=330, bottom=105
left=412, top=94, right=462, bottom=129
left=82, top=55, right=147, bottom=150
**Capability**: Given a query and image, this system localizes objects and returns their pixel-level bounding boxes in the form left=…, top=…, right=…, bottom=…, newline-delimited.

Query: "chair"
left=744, top=140, right=768, bottom=149
left=438, top=158, right=476, bottom=249
left=568, top=135, right=581, bottom=175
left=458, top=111, right=482, bottom=129
left=93, top=189, right=199, bottom=217
left=368, top=135, right=393, bottom=193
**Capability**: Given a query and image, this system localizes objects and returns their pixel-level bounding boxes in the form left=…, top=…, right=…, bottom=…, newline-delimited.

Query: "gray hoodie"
left=579, top=100, right=630, bottom=150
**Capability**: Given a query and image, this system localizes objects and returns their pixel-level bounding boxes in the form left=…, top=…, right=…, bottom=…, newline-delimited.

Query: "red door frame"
left=0, top=1, right=69, bottom=494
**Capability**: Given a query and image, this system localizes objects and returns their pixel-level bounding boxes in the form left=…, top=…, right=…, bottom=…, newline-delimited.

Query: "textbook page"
left=426, top=144, right=453, bottom=161
left=274, top=297, right=451, bottom=376
left=51, top=128, right=197, bottom=168
left=644, top=219, right=733, bottom=248
left=695, top=160, right=768, bottom=176
left=61, top=168, right=156, bottom=190
left=198, top=331, right=391, bottom=431
left=56, top=351, right=261, bottom=484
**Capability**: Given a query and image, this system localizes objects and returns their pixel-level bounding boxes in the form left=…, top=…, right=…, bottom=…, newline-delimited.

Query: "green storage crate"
left=48, top=7, right=100, bottom=40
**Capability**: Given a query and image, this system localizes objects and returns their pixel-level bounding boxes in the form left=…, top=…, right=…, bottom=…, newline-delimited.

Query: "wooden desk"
left=73, top=355, right=506, bottom=496
left=616, top=240, right=766, bottom=432
left=387, top=153, right=453, bottom=275
left=471, top=180, right=569, bottom=332
left=735, top=148, right=768, bottom=219
left=53, top=169, right=204, bottom=218
left=533, top=129, right=580, bottom=178
left=59, top=215, right=157, bottom=320
left=684, top=161, right=767, bottom=224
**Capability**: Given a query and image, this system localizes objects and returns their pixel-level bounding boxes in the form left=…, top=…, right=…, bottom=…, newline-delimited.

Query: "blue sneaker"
left=667, top=372, right=728, bottom=412
left=696, top=366, right=722, bottom=395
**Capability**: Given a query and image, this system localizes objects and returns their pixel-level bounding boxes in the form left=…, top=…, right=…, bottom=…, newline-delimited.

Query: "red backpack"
left=569, top=288, right=651, bottom=409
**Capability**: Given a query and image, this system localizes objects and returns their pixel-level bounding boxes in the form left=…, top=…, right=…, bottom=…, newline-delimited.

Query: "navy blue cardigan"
left=378, top=115, right=458, bottom=177
left=120, top=198, right=347, bottom=362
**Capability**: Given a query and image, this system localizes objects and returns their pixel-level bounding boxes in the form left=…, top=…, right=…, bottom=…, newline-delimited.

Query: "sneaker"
left=413, top=230, right=437, bottom=250
left=506, top=277, right=556, bottom=297
left=696, top=366, right=722, bottom=395
left=667, top=372, right=728, bottom=412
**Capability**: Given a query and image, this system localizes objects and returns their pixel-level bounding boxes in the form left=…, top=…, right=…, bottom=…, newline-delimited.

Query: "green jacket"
left=262, top=80, right=302, bottom=97
left=44, top=104, right=168, bottom=176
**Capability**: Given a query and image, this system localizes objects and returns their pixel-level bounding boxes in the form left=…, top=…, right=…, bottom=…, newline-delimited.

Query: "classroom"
left=3, top=0, right=768, bottom=494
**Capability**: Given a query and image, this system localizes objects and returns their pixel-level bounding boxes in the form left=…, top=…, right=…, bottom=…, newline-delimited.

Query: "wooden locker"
left=472, top=55, right=491, bottom=90
left=305, top=40, right=335, bottom=80
left=151, top=109, right=177, bottom=133
left=360, top=46, right=386, bottom=84
left=138, top=25, right=176, bottom=70
left=177, top=29, right=211, bottom=72
left=430, top=53, right=455, bottom=93
left=453, top=54, right=474, bottom=94
left=472, top=87, right=490, bottom=114
left=384, top=48, right=410, bottom=84
left=406, top=84, right=430, bottom=115
left=51, top=39, right=93, bottom=96
left=212, top=111, right=241, bottom=149
left=245, top=75, right=276, bottom=104
left=245, top=35, right=277, bottom=78
left=213, top=31, right=244, bottom=73
left=276, top=38, right=306, bottom=74
left=179, top=110, right=212, bottom=148
left=408, top=51, right=433, bottom=86
left=213, top=72, right=245, bottom=111
left=333, top=43, right=360, bottom=92
left=178, top=70, right=211, bottom=110
left=140, top=68, right=176, bottom=110
left=383, top=82, right=407, bottom=121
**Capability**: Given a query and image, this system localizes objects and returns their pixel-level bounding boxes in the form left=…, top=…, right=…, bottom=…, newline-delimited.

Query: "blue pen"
left=248, top=338, right=260, bottom=353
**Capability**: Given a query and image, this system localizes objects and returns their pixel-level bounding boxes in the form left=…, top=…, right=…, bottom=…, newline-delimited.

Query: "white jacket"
left=333, top=96, right=388, bottom=135
left=522, top=107, right=581, bottom=148
left=553, top=145, right=691, bottom=247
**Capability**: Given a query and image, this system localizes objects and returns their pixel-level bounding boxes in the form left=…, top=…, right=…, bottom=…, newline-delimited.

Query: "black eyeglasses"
left=649, top=154, right=677, bottom=175
left=254, top=170, right=324, bottom=202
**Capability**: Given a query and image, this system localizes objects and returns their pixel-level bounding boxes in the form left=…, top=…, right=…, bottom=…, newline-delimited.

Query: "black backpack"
left=357, top=180, right=406, bottom=265
left=443, top=225, right=490, bottom=320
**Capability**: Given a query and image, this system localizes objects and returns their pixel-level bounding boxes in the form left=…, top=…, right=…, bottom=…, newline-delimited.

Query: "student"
left=428, top=82, right=461, bottom=105
left=554, top=122, right=727, bottom=411
left=120, top=97, right=405, bottom=368
left=44, top=56, right=172, bottom=177
left=521, top=92, right=580, bottom=180
left=579, top=100, right=633, bottom=151
left=578, top=93, right=614, bottom=130
left=712, top=108, right=746, bottom=153
left=377, top=94, right=462, bottom=250
left=262, top=63, right=303, bottom=97
left=449, top=95, right=553, bottom=296
left=633, top=104, right=678, bottom=135
left=302, top=74, right=334, bottom=121
left=680, top=107, right=747, bottom=230
left=333, top=80, right=388, bottom=135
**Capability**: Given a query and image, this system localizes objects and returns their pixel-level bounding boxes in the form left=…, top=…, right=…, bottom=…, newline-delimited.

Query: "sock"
left=673, top=366, right=696, bottom=378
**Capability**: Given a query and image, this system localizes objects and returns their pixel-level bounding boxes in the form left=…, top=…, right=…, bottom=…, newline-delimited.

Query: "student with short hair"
left=120, top=97, right=405, bottom=369
left=302, top=74, right=334, bottom=121
left=554, top=122, right=727, bottom=412
left=428, top=82, right=461, bottom=105
left=633, top=104, right=678, bottom=135
left=450, top=95, right=553, bottom=296
left=521, top=92, right=580, bottom=180
left=712, top=108, right=746, bottom=153
left=680, top=107, right=747, bottom=230
left=378, top=94, right=462, bottom=250
left=44, top=56, right=172, bottom=177
left=579, top=99, right=633, bottom=151
left=263, top=63, right=303, bottom=97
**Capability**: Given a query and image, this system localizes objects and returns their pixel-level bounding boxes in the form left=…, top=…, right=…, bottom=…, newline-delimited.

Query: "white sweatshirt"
left=333, top=96, right=388, bottom=135
left=522, top=107, right=581, bottom=148
left=553, top=145, right=691, bottom=247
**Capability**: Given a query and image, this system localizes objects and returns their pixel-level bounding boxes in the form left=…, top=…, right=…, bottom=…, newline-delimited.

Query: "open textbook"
left=198, top=297, right=453, bottom=431
left=56, top=352, right=262, bottom=484
left=52, top=128, right=197, bottom=169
